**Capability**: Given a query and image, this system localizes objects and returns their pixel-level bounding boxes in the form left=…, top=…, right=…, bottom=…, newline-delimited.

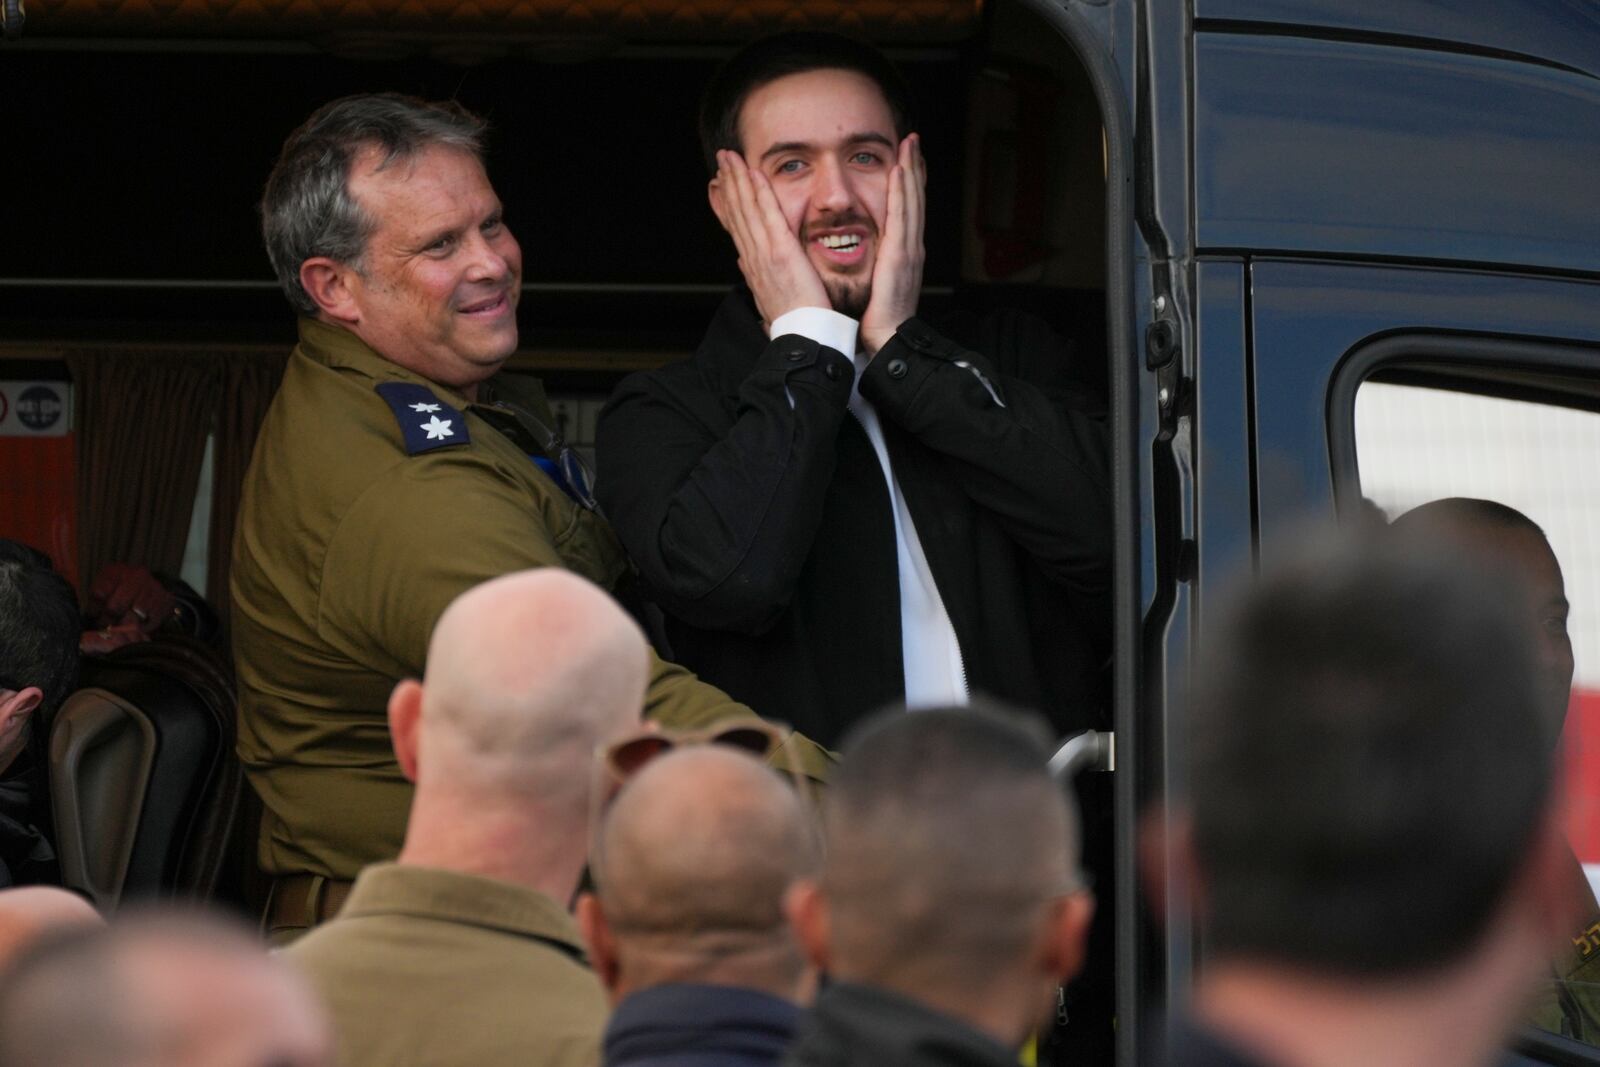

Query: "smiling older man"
left=232, top=94, right=758, bottom=941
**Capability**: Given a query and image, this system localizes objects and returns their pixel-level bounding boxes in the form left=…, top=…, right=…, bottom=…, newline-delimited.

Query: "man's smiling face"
left=736, top=68, right=899, bottom=318
left=341, top=143, right=523, bottom=391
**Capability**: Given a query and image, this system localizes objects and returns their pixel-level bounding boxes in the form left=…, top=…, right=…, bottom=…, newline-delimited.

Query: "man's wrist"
left=769, top=306, right=859, bottom=357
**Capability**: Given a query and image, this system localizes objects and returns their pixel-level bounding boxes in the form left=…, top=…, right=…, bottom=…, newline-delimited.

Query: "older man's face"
left=342, top=143, right=522, bottom=392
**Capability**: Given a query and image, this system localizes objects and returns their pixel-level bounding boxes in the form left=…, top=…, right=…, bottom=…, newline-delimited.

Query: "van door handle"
left=1050, top=729, right=1115, bottom=781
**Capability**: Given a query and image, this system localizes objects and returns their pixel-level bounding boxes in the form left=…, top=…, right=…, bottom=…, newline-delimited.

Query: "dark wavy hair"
left=698, top=31, right=913, bottom=174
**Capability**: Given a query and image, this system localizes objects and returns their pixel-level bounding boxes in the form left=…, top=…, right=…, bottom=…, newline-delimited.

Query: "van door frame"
left=1004, top=0, right=1142, bottom=1061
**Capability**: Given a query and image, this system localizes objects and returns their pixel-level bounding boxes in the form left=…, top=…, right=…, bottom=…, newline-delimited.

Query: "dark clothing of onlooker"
left=0, top=751, right=56, bottom=887
left=1155, top=1019, right=1275, bottom=1067
left=604, top=983, right=801, bottom=1067
left=598, top=291, right=1112, bottom=749
left=782, top=982, right=1018, bottom=1067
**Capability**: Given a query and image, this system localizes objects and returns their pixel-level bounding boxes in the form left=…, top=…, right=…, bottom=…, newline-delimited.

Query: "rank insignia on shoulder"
left=376, top=382, right=471, bottom=455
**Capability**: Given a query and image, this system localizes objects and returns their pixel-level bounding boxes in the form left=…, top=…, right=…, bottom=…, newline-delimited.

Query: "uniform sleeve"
left=317, top=453, right=575, bottom=679
left=315, top=449, right=833, bottom=769
left=859, top=313, right=1112, bottom=595
left=595, top=335, right=858, bottom=634
left=643, top=646, right=837, bottom=780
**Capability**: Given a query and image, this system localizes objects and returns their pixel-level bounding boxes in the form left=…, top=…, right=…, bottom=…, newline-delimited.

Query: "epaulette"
left=375, top=382, right=471, bottom=455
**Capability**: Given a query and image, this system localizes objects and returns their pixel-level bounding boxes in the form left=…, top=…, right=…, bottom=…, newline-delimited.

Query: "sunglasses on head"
left=600, top=717, right=789, bottom=787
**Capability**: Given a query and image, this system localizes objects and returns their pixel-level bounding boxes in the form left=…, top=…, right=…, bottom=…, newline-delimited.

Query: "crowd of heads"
left=0, top=518, right=1583, bottom=1065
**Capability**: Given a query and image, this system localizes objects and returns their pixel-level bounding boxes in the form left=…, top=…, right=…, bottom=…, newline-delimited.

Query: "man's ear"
left=784, top=879, right=832, bottom=973
left=298, top=257, right=362, bottom=325
left=0, top=688, right=42, bottom=773
left=707, top=179, right=730, bottom=233
left=1038, top=890, right=1096, bottom=984
left=387, top=680, right=424, bottom=784
left=575, top=891, right=623, bottom=1001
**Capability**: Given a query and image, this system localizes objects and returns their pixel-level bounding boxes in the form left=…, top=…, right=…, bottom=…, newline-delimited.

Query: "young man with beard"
left=596, top=32, right=1112, bottom=751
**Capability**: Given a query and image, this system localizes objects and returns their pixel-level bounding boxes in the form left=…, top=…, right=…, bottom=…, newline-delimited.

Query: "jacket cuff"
left=741, top=333, right=857, bottom=407
left=860, top=318, right=1007, bottom=412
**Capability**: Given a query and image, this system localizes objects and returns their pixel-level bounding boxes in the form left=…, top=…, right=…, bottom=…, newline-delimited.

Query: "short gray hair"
left=260, top=93, right=488, bottom=316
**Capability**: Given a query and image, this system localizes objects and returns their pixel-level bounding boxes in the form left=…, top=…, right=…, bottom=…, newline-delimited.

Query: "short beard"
left=826, top=277, right=871, bottom=320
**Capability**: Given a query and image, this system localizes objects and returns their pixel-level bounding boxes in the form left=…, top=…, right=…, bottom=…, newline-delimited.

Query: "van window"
left=1354, top=373, right=1600, bottom=1046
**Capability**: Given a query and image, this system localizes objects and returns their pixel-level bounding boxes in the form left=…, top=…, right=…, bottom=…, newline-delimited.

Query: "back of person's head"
left=0, top=541, right=80, bottom=769
left=261, top=92, right=489, bottom=316
left=0, top=910, right=332, bottom=1067
left=392, top=568, right=649, bottom=815
left=0, top=887, right=101, bottom=973
left=698, top=30, right=913, bottom=173
left=581, top=744, right=817, bottom=1002
left=0, top=540, right=79, bottom=710
left=1392, top=497, right=1573, bottom=743
left=795, top=702, right=1092, bottom=1043
left=1189, top=530, right=1554, bottom=977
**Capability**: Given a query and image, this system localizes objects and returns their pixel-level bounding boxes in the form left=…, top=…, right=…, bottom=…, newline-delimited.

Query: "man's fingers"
left=883, top=162, right=906, bottom=264
left=718, top=154, right=770, bottom=263
left=747, top=167, right=794, bottom=246
left=721, top=152, right=772, bottom=260
left=908, top=134, right=927, bottom=235
left=708, top=178, right=734, bottom=233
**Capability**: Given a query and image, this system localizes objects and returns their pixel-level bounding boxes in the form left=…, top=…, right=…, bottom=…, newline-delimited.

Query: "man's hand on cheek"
left=709, top=150, right=829, bottom=331
left=861, top=133, right=926, bottom=358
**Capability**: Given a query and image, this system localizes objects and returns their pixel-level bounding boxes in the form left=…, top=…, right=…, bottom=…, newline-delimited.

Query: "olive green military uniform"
left=232, top=318, right=788, bottom=885
left=1531, top=855, right=1600, bottom=1041
left=284, top=863, right=606, bottom=1067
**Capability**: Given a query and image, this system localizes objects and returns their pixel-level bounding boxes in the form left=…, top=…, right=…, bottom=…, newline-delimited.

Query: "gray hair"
left=260, top=93, right=488, bottom=316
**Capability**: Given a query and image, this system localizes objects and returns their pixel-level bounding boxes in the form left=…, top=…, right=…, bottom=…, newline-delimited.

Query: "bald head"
left=587, top=746, right=817, bottom=997
left=412, top=569, right=650, bottom=798
left=0, top=887, right=101, bottom=971
left=1393, top=498, right=1572, bottom=740
left=0, top=911, right=332, bottom=1067
left=820, top=705, right=1082, bottom=988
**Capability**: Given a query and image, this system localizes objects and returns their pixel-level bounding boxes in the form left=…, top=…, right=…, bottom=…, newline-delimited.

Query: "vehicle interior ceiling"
left=0, top=0, right=1109, bottom=440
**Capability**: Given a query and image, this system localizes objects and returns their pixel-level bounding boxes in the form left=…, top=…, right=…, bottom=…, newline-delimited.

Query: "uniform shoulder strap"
left=375, top=382, right=471, bottom=455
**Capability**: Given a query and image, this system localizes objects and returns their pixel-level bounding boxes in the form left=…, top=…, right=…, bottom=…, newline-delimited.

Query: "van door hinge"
left=1147, top=317, right=1183, bottom=414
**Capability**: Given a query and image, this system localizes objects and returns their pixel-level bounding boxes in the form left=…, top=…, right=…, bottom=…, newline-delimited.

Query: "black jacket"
left=603, top=983, right=801, bottom=1067
left=596, top=291, right=1111, bottom=749
left=782, top=982, right=1021, bottom=1067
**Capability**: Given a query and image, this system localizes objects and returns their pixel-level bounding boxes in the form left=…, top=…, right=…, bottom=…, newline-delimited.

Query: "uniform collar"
left=341, top=862, right=589, bottom=962
left=295, top=317, right=474, bottom=409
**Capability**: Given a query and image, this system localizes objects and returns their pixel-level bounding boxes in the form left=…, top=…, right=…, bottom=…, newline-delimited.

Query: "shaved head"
left=0, top=911, right=331, bottom=1067
left=0, top=887, right=101, bottom=971
left=589, top=746, right=817, bottom=994
left=417, top=568, right=650, bottom=801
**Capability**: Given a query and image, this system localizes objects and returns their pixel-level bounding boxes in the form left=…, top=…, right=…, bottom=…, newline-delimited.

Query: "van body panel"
left=1192, top=259, right=1252, bottom=590
left=1247, top=260, right=1600, bottom=566
left=1193, top=34, right=1600, bottom=271
left=1194, top=0, right=1600, bottom=79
